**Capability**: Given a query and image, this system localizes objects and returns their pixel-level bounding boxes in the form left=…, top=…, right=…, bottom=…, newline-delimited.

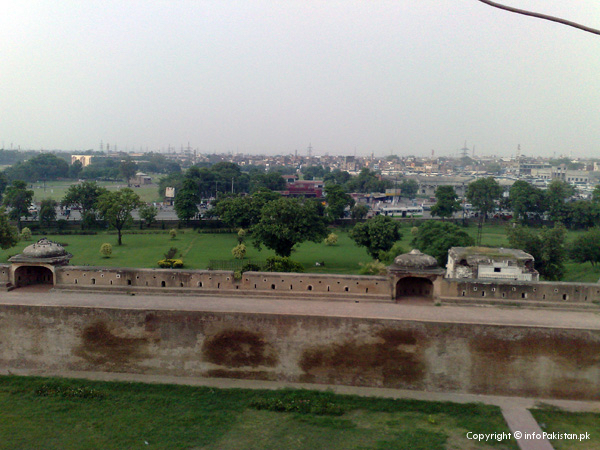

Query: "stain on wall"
left=74, top=321, right=150, bottom=367
left=299, top=329, right=426, bottom=388
left=202, top=329, right=278, bottom=368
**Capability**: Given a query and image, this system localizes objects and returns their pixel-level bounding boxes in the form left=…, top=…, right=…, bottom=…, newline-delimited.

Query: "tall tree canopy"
left=430, top=185, right=461, bottom=220
left=2, top=180, right=34, bottom=231
left=96, top=188, right=142, bottom=245
left=411, top=221, right=474, bottom=266
left=252, top=198, right=328, bottom=257
left=350, top=215, right=402, bottom=259
left=506, top=224, right=567, bottom=281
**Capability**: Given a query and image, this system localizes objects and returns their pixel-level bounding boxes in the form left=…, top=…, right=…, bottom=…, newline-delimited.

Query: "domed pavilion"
left=387, top=249, right=445, bottom=301
left=8, top=238, right=72, bottom=288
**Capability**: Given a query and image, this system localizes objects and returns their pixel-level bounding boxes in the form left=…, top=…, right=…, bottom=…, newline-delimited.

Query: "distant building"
left=71, top=155, right=94, bottom=167
left=282, top=180, right=324, bottom=198
left=133, top=172, right=152, bottom=185
left=446, top=247, right=539, bottom=282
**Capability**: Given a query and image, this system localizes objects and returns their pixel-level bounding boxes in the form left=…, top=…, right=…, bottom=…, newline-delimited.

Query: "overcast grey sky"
left=1, top=1, right=599, bottom=158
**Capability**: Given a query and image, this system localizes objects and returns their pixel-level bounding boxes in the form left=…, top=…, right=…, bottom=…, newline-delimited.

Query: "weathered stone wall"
left=1, top=304, right=599, bottom=400
left=54, top=266, right=391, bottom=301
left=442, top=278, right=600, bottom=306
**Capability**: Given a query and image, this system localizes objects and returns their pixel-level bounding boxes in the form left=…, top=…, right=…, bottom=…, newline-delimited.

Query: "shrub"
left=411, top=226, right=419, bottom=236
left=250, top=392, right=344, bottom=416
left=164, top=247, right=178, bottom=260
left=232, top=243, right=247, bottom=259
left=20, top=227, right=32, bottom=240
left=100, top=243, right=112, bottom=258
left=237, top=228, right=247, bottom=243
left=157, top=259, right=184, bottom=268
left=379, top=242, right=406, bottom=265
left=264, top=256, right=304, bottom=273
left=35, top=383, right=105, bottom=399
left=241, top=262, right=262, bottom=272
left=324, top=232, right=338, bottom=246
left=359, top=260, right=387, bottom=275
left=169, top=228, right=177, bottom=239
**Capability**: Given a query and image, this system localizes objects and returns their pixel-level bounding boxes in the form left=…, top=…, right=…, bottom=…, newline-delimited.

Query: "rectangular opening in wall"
left=502, top=293, right=505, bottom=298
left=562, top=294, right=568, bottom=300
left=462, top=291, right=466, bottom=297
left=127, top=280, right=132, bottom=285
left=91, top=278, right=95, bottom=285
left=521, top=292, right=527, bottom=299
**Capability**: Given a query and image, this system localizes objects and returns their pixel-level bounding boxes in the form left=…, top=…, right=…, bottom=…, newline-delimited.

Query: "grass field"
left=30, top=180, right=161, bottom=204
left=2, top=224, right=598, bottom=281
left=530, top=408, right=600, bottom=450
left=0, top=375, right=517, bottom=450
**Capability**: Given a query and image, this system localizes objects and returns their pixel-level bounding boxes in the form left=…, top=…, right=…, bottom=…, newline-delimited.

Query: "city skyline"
left=1, top=1, right=599, bottom=157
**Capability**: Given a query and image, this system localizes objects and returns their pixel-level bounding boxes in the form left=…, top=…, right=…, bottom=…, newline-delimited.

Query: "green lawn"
left=530, top=408, right=600, bottom=450
left=0, top=375, right=517, bottom=450
left=30, top=180, right=161, bottom=204
left=4, top=223, right=597, bottom=280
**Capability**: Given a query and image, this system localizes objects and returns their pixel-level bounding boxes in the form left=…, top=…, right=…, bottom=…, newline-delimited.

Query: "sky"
left=1, top=1, right=599, bottom=158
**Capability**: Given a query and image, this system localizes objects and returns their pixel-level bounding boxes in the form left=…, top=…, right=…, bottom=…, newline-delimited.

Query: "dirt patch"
left=202, top=329, right=278, bottom=368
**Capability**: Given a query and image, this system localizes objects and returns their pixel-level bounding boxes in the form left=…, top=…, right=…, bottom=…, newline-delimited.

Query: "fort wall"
left=1, top=304, right=599, bottom=400
left=53, top=266, right=392, bottom=301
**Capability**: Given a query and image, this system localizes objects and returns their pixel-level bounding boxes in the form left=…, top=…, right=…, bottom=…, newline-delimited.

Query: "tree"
left=38, top=198, right=57, bottom=228
left=466, top=177, right=502, bottom=244
left=252, top=198, right=328, bottom=257
left=0, top=207, right=18, bottom=249
left=174, top=179, right=200, bottom=222
left=69, top=160, right=83, bottom=179
left=4, top=153, right=69, bottom=182
left=61, top=181, right=108, bottom=229
left=508, top=180, right=545, bottom=223
left=466, top=177, right=502, bottom=219
left=569, top=228, right=600, bottom=267
left=351, top=204, right=369, bottom=220
left=119, top=159, right=138, bottom=187
left=411, top=221, right=474, bottom=266
left=232, top=243, right=247, bottom=259
left=506, top=224, right=567, bottom=281
left=96, top=188, right=142, bottom=245
left=139, top=204, right=158, bottom=228
left=212, top=190, right=280, bottom=229
left=399, top=179, right=419, bottom=198
left=325, top=184, right=354, bottom=220
left=545, top=179, right=575, bottom=224
left=2, top=180, right=33, bottom=231
left=430, top=185, right=461, bottom=220
left=350, top=215, right=402, bottom=259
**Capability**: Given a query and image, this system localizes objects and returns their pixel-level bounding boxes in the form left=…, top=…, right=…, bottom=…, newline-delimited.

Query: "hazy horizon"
left=1, top=1, right=599, bottom=158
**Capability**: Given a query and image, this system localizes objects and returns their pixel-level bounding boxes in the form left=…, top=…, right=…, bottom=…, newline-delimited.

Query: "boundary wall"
left=1, top=304, right=599, bottom=400
left=53, top=266, right=392, bottom=302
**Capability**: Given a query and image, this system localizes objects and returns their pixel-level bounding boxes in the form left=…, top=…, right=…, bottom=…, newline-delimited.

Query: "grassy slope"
left=0, top=375, right=517, bottom=450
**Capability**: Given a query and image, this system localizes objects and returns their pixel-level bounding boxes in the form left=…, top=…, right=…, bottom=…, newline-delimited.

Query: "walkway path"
left=1, top=288, right=600, bottom=330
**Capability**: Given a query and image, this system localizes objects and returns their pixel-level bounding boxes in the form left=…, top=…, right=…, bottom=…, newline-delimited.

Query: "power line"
left=476, top=0, right=600, bottom=36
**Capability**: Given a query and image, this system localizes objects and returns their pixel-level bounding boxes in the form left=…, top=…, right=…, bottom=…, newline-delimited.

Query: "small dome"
left=22, top=238, right=68, bottom=258
left=393, top=249, right=438, bottom=270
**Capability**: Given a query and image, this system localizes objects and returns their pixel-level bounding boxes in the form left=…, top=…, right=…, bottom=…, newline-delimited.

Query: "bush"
left=20, top=227, right=32, bottom=241
left=237, top=228, right=247, bottom=243
left=100, top=243, right=112, bottom=258
left=250, top=392, right=344, bottom=416
left=264, top=256, right=304, bottom=273
left=35, top=383, right=105, bottom=399
left=241, top=262, right=262, bottom=272
left=232, top=243, right=246, bottom=259
left=324, top=232, right=338, bottom=246
left=411, top=226, right=419, bottom=236
left=359, top=260, right=387, bottom=275
left=157, top=259, right=184, bottom=268
left=164, top=247, right=178, bottom=260
left=169, top=228, right=177, bottom=239
left=379, top=242, right=406, bottom=265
